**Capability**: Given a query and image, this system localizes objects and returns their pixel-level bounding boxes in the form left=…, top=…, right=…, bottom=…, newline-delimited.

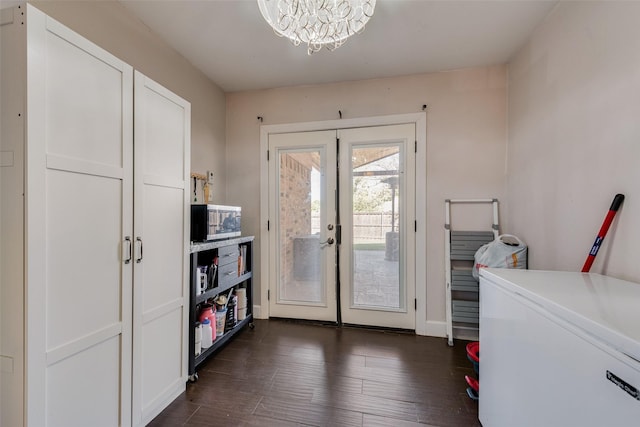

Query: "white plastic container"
left=196, top=268, right=203, bottom=296
left=201, top=318, right=213, bottom=349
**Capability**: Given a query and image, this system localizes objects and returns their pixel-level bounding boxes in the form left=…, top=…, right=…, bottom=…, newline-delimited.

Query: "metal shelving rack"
left=188, top=236, right=254, bottom=381
left=445, top=199, right=499, bottom=346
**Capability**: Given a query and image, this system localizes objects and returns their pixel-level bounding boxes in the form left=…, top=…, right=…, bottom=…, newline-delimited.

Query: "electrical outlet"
left=207, top=171, right=214, bottom=184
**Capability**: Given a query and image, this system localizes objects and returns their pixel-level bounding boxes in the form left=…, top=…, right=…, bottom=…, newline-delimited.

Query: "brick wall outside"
left=279, top=153, right=312, bottom=285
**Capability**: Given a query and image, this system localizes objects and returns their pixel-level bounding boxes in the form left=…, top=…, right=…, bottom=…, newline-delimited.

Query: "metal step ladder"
left=445, top=199, right=499, bottom=346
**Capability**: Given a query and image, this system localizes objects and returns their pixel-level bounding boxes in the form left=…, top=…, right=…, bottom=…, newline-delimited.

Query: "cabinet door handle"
left=136, top=237, right=143, bottom=263
left=124, top=236, right=132, bottom=264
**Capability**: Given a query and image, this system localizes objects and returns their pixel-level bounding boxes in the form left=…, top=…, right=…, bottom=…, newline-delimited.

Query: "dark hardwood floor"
left=149, top=319, right=480, bottom=426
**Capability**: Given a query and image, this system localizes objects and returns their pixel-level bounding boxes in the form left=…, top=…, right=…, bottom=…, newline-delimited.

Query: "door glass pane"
left=278, top=149, right=324, bottom=304
left=351, top=144, right=402, bottom=309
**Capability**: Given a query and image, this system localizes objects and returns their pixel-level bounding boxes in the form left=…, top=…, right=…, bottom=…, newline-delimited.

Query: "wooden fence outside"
left=312, top=213, right=399, bottom=242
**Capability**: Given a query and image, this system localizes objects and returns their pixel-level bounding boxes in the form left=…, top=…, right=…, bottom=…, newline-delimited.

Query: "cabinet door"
left=25, top=5, right=134, bottom=427
left=132, top=71, right=190, bottom=426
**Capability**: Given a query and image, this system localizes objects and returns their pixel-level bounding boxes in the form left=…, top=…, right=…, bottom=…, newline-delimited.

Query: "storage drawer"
left=218, top=244, right=239, bottom=266
left=218, top=259, right=239, bottom=288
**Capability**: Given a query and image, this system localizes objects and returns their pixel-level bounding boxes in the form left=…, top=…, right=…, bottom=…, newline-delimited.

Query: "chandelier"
left=257, top=0, right=377, bottom=55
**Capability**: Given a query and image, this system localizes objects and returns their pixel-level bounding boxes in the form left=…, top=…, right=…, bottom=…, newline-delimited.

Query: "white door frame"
left=259, top=113, right=427, bottom=335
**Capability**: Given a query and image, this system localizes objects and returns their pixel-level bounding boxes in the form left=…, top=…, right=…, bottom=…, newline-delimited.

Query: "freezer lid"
left=480, top=269, right=640, bottom=362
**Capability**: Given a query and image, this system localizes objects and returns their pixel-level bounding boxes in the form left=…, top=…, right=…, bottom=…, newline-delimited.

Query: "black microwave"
left=191, top=204, right=241, bottom=242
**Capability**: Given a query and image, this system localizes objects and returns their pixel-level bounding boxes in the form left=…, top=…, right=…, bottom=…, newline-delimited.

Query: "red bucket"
left=466, top=341, right=479, bottom=363
left=466, top=341, right=479, bottom=374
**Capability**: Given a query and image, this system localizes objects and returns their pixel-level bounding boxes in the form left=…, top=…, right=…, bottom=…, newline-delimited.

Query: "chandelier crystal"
left=257, top=0, right=376, bottom=55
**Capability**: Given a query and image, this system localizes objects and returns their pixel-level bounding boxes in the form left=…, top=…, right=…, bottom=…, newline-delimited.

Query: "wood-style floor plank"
left=363, top=413, right=437, bottom=427
left=254, top=395, right=364, bottom=426
left=149, top=319, right=479, bottom=426
left=185, top=404, right=302, bottom=427
left=311, top=389, right=419, bottom=422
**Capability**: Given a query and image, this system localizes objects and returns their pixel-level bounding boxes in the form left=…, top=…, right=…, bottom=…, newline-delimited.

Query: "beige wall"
left=17, top=0, right=639, bottom=337
left=507, top=1, right=640, bottom=282
left=226, top=66, right=508, bottom=331
left=32, top=0, right=227, bottom=201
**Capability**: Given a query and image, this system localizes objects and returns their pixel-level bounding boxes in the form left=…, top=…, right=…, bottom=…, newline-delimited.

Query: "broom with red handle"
left=581, top=193, right=625, bottom=272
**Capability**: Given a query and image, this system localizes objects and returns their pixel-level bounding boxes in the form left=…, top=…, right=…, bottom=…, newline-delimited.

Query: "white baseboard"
left=252, top=305, right=263, bottom=319
left=424, top=320, right=447, bottom=338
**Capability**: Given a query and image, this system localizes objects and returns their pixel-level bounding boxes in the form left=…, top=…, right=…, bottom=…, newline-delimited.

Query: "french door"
left=267, top=124, right=416, bottom=329
left=267, top=130, right=338, bottom=321
left=339, top=124, right=416, bottom=329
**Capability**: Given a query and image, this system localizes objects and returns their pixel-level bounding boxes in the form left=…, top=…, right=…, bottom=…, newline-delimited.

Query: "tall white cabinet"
left=0, top=4, right=190, bottom=426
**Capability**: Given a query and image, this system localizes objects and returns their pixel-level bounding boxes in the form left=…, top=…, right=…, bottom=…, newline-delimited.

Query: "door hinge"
left=267, top=150, right=269, bottom=161
left=267, top=220, right=270, bottom=231
left=415, top=220, right=417, bottom=232
left=415, top=140, right=417, bottom=153
left=267, top=290, right=270, bottom=301
left=415, top=298, right=417, bottom=310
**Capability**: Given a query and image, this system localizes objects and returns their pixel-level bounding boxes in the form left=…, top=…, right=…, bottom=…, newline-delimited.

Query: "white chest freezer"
left=479, top=269, right=640, bottom=427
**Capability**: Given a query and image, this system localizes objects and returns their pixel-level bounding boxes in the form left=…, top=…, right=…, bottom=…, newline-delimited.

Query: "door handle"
left=319, top=237, right=334, bottom=247
left=123, top=236, right=132, bottom=264
left=136, top=237, right=143, bottom=263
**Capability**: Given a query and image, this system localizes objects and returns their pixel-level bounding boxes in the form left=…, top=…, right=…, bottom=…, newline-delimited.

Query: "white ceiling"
left=120, top=0, right=558, bottom=93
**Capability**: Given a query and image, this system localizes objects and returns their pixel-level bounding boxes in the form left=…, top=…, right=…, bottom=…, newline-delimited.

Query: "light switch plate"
left=207, top=170, right=214, bottom=184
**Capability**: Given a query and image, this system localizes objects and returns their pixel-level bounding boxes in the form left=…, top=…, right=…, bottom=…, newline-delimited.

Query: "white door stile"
left=24, top=7, right=48, bottom=426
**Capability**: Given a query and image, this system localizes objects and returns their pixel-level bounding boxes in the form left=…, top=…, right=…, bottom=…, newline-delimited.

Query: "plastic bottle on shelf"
left=198, top=303, right=216, bottom=341
left=201, top=318, right=213, bottom=349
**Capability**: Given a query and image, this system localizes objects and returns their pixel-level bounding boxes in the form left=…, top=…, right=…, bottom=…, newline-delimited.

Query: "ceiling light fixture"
left=257, top=0, right=376, bottom=55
